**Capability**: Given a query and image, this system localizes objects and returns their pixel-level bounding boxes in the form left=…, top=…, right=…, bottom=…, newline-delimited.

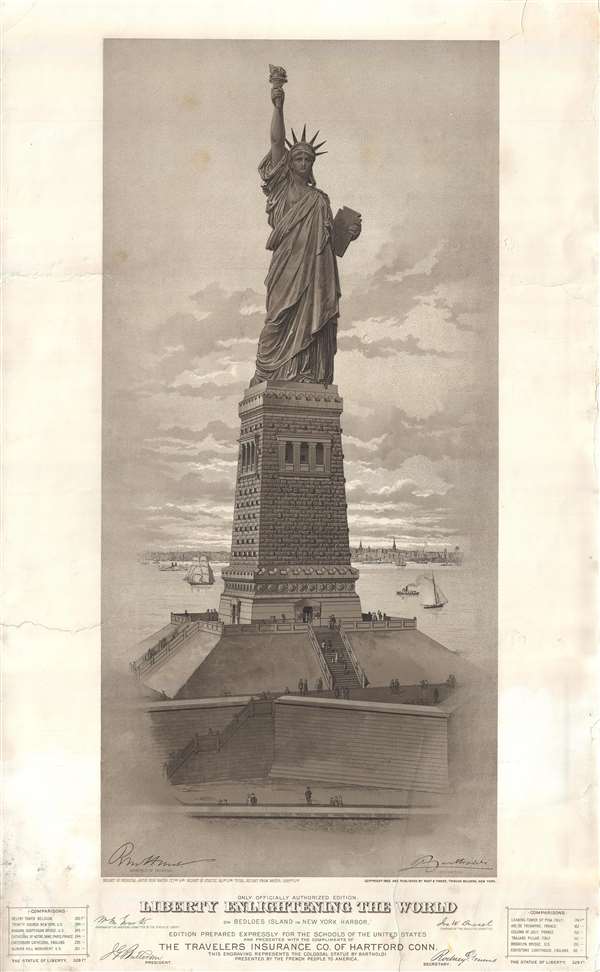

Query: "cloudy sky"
left=103, top=40, right=498, bottom=556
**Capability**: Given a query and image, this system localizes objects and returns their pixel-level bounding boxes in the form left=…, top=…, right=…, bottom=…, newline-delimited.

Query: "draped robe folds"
left=251, top=150, right=341, bottom=385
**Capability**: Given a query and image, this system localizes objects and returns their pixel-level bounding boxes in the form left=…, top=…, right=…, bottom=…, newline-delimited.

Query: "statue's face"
left=290, top=148, right=314, bottom=181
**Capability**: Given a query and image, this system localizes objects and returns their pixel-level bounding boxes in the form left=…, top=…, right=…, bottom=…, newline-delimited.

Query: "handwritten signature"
left=397, top=854, right=493, bottom=874
left=100, top=942, right=161, bottom=962
left=107, top=841, right=215, bottom=868
left=430, top=949, right=497, bottom=965
left=96, top=915, right=151, bottom=929
left=437, top=917, right=494, bottom=930
left=437, top=916, right=494, bottom=931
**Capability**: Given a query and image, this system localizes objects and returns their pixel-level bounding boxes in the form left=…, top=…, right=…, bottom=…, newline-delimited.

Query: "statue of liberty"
left=251, top=66, right=362, bottom=386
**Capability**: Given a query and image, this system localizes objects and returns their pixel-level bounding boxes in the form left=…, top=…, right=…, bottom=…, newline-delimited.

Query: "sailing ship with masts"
left=184, top=555, right=215, bottom=587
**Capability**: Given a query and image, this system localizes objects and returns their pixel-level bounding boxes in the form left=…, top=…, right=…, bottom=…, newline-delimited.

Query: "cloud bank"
left=105, top=203, right=496, bottom=554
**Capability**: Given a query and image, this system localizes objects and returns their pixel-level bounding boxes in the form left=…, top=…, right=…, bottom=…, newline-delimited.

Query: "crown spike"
left=310, top=130, right=320, bottom=145
left=285, top=138, right=292, bottom=148
left=301, top=124, right=307, bottom=142
left=313, top=140, right=327, bottom=151
left=291, top=128, right=298, bottom=144
left=314, top=150, right=328, bottom=156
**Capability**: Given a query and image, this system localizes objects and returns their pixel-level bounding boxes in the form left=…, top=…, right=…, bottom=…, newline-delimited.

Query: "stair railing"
left=164, top=697, right=274, bottom=780
left=219, top=699, right=255, bottom=747
left=306, top=625, right=334, bottom=690
left=338, top=625, right=368, bottom=688
left=132, top=621, right=203, bottom=679
left=165, top=734, right=199, bottom=779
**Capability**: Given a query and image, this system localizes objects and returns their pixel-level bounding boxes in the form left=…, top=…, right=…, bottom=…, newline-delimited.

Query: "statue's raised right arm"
left=269, top=65, right=287, bottom=163
left=270, top=87, right=286, bottom=163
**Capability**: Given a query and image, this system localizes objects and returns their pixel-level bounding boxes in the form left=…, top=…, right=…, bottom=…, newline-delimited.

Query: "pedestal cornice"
left=240, top=381, right=343, bottom=418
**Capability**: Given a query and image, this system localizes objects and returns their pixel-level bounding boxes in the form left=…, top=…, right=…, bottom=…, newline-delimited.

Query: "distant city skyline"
left=144, top=540, right=463, bottom=557
left=104, top=41, right=497, bottom=560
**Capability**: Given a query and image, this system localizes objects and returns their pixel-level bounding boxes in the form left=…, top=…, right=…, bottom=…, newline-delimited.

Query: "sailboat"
left=422, top=572, right=447, bottom=610
left=184, top=555, right=215, bottom=587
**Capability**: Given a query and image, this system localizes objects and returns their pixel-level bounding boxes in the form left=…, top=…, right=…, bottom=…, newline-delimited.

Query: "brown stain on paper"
left=192, top=148, right=212, bottom=171
left=179, top=93, right=201, bottom=111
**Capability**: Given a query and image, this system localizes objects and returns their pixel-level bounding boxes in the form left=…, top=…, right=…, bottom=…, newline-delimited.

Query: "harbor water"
left=108, top=560, right=496, bottom=670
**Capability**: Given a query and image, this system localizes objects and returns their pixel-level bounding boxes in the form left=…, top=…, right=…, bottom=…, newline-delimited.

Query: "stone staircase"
left=312, top=626, right=362, bottom=691
left=165, top=699, right=275, bottom=784
left=148, top=702, right=247, bottom=761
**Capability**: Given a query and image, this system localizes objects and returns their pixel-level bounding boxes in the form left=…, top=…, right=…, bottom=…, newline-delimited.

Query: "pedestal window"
left=278, top=436, right=331, bottom=476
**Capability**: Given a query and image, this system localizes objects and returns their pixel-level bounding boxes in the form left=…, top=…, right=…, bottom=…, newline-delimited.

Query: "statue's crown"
left=286, top=125, right=327, bottom=157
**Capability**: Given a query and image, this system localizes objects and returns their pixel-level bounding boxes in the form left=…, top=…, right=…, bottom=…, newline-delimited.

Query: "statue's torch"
left=269, top=64, right=287, bottom=106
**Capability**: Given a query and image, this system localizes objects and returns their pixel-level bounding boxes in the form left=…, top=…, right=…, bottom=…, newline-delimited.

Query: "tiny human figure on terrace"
left=305, top=786, right=313, bottom=805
